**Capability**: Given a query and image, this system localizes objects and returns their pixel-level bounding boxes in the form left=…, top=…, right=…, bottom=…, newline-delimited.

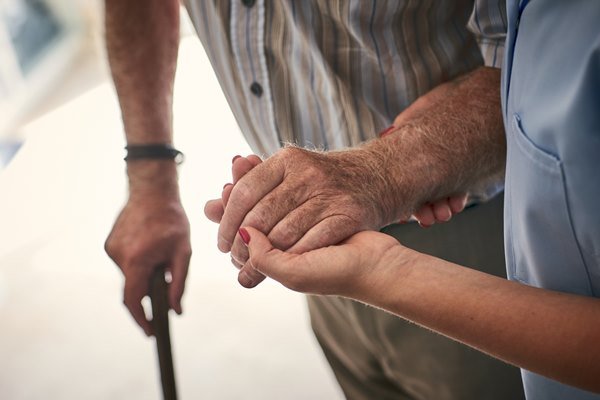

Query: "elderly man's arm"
left=220, top=66, right=505, bottom=288
left=104, top=0, right=191, bottom=336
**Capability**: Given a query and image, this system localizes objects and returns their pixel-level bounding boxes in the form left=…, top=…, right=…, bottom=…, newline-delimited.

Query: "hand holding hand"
left=217, top=147, right=398, bottom=288
left=205, top=152, right=467, bottom=289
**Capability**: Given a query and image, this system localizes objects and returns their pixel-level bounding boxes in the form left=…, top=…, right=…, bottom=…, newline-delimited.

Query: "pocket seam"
left=512, top=115, right=561, bottom=174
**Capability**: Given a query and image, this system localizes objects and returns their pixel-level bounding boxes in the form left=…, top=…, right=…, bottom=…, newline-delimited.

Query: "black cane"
left=149, top=267, right=178, bottom=400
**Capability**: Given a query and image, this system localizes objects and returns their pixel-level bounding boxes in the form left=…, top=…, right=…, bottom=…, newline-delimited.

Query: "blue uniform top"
left=502, top=0, right=600, bottom=398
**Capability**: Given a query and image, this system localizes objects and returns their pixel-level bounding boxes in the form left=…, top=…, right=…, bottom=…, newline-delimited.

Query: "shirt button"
left=241, top=0, right=255, bottom=7
left=250, top=82, right=263, bottom=97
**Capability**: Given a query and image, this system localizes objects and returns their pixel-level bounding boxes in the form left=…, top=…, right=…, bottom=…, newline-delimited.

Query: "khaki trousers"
left=307, top=195, right=525, bottom=400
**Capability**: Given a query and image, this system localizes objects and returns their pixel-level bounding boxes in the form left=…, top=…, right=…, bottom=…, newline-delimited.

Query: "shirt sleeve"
left=467, top=0, right=508, bottom=69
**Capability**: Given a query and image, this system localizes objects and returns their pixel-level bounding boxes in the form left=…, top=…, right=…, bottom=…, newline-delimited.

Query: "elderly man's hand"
left=211, top=147, right=389, bottom=288
left=205, top=154, right=467, bottom=288
left=105, top=165, right=191, bottom=336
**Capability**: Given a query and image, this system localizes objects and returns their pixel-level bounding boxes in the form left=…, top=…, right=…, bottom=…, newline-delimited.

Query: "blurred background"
left=0, top=1, right=343, bottom=398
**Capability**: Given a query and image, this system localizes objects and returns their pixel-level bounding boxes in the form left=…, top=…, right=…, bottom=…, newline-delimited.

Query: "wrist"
left=349, top=140, right=415, bottom=227
left=127, top=159, right=181, bottom=199
left=325, top=148, right=394, bottom=229
left=362, top=126, right=449, bottom=225
left=125, top=143, right=184, bottom=164
left=358, top=244, right=421, bottom=311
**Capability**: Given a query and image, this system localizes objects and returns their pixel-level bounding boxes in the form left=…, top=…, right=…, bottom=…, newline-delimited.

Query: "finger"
left=267, top=196, right=331, bottom=251
left=230, top=236, right=250, bottom=265
left=246, top=154, right=263, bottom=166
left=432, top=200, right=452, bottom=222
left=242, top=227, right=303, bottom=286
left=168, top=248, right=191, bottom=315
left=413, top=204, right=435, bottom=228
left=204, top=198, right=225, bottom=223
left=243, top=227, right=333, bottom=293
left=449, top=194, right=468, bottom=214
left=232, top=156, right=259, bottom=184
left=218, top=161, right=285, bottom=252
left=230, top=256, right=243, bottom=270
left=228, top=179, right=310, bottom=259
left=222, top=183, right=234, bottom=208
left=286, top=214, right=362, bottom=254
left=238, top=260, right=267, bottom=288
left=124, top=277, right=153, bottom=336
left=230, top=232, right=259, bottom=282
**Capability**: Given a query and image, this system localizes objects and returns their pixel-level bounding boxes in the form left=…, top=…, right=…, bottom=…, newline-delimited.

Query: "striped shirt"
left=183, top=0, right=507, bottom=158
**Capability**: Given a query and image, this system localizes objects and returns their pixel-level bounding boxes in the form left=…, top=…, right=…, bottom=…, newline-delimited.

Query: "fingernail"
left=238, top=227, right=251, bottom=245
left=232, top=155, right=242, bottom=164
left=223, top=182, right=232, bottom=189
left=378, top=125, right=396, bottom=138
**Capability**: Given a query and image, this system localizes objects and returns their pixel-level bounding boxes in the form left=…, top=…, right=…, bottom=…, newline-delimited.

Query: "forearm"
left=363, top=248, right=600, bottom=393
left=356, top=67, right=506, bottom=225
left=105, top=0, right=181, bottom=194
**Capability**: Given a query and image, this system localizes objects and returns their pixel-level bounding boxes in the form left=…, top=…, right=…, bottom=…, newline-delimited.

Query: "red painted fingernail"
left=223, top=182, right=232, bottom=189
left=232, top=155, right=242, bottom=163
left=239, top=228, right=251, bottom=245
left=378, top=125, right=396, bottom=138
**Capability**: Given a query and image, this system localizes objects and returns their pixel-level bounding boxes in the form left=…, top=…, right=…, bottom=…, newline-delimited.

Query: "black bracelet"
left=124, top=144, right=184, bottom=164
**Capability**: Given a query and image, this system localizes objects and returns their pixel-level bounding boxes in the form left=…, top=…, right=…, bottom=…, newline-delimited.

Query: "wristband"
left=124, top=144, right=184, bottom=164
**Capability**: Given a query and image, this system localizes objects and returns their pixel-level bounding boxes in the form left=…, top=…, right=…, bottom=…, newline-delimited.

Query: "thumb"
left=240, top=227, right=300, bottom=285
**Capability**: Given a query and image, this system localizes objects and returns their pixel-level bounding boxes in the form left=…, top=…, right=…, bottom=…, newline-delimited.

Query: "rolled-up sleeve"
left=467, top=0, right=508, bottom=68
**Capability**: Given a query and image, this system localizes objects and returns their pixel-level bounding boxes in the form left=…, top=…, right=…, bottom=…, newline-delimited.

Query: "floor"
left=0, top=36, right=344, bottom=400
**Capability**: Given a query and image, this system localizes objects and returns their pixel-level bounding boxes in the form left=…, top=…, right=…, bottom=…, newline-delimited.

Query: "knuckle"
left=269, top=224, right=299, bottom=250
left=104, top=237, right=118, bottom=258
left=244, top=208, right=271, bottom=232
left=122, top=295, right=132, bottom=309
left=301, top=164, right=324, bottom=182
left=231, top=180, right=255, bottom=208
left=279, top=145, right=301, bottom=159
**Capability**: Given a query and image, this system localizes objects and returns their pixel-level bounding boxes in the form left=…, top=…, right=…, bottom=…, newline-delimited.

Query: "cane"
left=149, top=267, right=178, bottom=400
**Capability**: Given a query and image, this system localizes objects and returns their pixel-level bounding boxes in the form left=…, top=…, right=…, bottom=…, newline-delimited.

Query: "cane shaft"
left=150, top=268, right=178, bottom=400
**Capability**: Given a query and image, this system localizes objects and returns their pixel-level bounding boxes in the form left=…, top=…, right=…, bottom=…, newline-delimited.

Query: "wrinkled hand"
left=205, top=154, right=467, bottom=288
left=105, top=196, right=191, bottom=336
left=240, top=226, right=405, bottom=299
left=212, top=147, right=391, bottom=289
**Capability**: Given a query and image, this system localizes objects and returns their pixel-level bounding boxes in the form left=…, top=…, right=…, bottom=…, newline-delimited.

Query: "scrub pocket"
left=504, top=114, right=592, bottom=294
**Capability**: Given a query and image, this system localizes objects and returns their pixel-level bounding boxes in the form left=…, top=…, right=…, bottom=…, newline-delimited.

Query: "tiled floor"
left=0, top=37, right=343, bottom=400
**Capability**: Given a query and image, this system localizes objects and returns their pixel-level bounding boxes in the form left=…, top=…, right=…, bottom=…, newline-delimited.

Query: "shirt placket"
left=230, top=0, right=280, bottom=153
